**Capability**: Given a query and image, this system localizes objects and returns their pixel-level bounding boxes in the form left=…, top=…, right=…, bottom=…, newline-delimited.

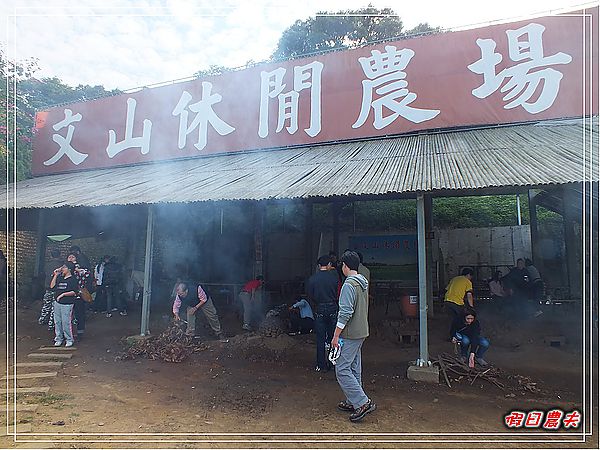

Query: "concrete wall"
left=265, top=226, right=535, bottom=286
left=436, top=225, right=531, bottom=281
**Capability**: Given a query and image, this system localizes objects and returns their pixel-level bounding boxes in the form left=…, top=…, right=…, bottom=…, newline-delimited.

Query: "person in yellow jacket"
left=444, top=267, right=474, bottom=340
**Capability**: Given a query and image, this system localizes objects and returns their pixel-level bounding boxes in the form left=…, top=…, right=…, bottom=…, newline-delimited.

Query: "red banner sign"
left=32, top=8, right=598, bottom=175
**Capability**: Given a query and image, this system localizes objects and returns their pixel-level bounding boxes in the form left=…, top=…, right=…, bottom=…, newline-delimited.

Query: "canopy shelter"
left=3, top=118, right=596, bottom=210
left=2, top=117, right=598, bottom=368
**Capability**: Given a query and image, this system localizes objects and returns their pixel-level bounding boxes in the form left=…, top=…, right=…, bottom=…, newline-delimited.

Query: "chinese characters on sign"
left=33, top=8, right=594, bottom=175
left=106, top=98, right=152, bottom=158
left=258, top=61, right=323, bottom=138
left=505, top=409, right=581, bottom=429
left=44, top=109, right=87, bottom=166
left=353, top=45, right=440, bottom=129
left=468, top=23, right=573, bottom=113
left=173, top=84, right=235, bottom=152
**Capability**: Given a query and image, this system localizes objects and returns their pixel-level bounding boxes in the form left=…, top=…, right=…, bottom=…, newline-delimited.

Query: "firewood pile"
left=433, top=353, right=543, bottom=395
left=119, top=322, right=208, bottom=363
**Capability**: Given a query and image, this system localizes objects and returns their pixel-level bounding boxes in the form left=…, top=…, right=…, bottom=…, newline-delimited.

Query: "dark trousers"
left=73, top=298, right=86, bottom=335
left=290, top=315, right=314, bottom=334
left=93, top=285, right=107, bottom=311
left=106, top=285, right=126, bottom=312
left=315, top=303, right=338, bottom=370
left=444, top=301, right=464, bottom=339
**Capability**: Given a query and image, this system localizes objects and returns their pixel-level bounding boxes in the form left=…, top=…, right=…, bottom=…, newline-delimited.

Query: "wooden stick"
left=438, top=356, right=452, bottom=388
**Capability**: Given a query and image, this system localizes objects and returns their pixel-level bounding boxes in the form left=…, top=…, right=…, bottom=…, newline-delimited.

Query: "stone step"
left=0, top=423, right=31, bottom=436
left=2, top=372, right=58, bottom=380
left=4, top=423, right=32, bottom=434
left=2, top=386, right=50, bottom=395
left=15, top=362, right=63, bottom=369
left=0, top=404, right=39, bottom=413
left=15, top=404, right=39, bottom=412
left=38, top=346, right=77, bottom=351
left=27, top=353, right=72, bottom=360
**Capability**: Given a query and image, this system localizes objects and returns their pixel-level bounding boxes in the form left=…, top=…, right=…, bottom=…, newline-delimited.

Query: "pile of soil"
left=226, top=332, right=298, bottom=363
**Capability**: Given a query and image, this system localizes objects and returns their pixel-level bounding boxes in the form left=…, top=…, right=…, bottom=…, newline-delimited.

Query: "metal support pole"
left=562, top=187, right=582, bottom=299
left=424, top=195, right=434, bottom=318
left=416, top=194, right=430, bottom=367
left=528, top=190, right=540, bottom=267
left=516, top=194, right=522, bottom=226
left=140, top=205, right=154, bottom=336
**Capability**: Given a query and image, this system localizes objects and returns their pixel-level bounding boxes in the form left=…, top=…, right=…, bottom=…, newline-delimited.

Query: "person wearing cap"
left=331, top=250, right=376, bottom=423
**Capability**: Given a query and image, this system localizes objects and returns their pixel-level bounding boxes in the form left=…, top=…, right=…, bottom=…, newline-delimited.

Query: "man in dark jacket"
left=104, top=256, right=126, bottom=317
left=306, top=255, right=339, bottom=372
left=451, top=307, right=490, bottom=366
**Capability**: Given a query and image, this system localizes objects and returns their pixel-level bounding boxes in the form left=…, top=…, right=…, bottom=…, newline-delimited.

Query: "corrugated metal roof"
left=3, top=118, right=598, bottom=209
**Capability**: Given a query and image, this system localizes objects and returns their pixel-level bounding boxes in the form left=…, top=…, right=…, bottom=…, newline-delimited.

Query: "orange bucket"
left=400, top=293, right=419, bottom=318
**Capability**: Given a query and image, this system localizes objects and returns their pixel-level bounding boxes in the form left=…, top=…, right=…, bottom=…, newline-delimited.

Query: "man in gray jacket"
left=331, top=250, right=376, bottom=423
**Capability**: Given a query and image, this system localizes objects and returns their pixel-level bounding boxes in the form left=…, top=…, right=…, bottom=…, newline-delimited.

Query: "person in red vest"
left=239, top=276, right=264, bottom=331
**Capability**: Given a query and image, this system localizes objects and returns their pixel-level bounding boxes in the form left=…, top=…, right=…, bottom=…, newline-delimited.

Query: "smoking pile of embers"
left=434, top=353, right=543, bottom=396
left=120, top=321, right=208, bottom=363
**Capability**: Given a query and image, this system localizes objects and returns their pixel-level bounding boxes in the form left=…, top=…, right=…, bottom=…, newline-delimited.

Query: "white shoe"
left=65, top=342, right=73, bottom=347
left=54, top=341, right=63, bottom=347
left=242, top=324, right=251, bottom=331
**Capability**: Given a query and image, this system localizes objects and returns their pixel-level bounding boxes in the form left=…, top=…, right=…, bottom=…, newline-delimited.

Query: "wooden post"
left=332, top=202, right=341, bottom=256
left=305, top=200, right=313, bottom=276
left=140, top=205, right=154, bottom=336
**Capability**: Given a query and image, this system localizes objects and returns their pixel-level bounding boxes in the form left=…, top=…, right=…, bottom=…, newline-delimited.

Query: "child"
left=288, top=295, right=314, bottom=336
left=450, top=307, right=490, bottom=367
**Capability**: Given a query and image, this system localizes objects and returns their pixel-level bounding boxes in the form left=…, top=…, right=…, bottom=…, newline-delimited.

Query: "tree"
left=272, top=5, right=440, bottom=60
left=0, top=50, right=39, bottom=183
left=0, top=51, right=120, bottom=183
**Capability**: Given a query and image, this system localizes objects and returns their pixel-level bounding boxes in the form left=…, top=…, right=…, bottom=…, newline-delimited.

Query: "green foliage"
left=0, top=51, right=38, bottom=183
left=272, top=5, right=439, bottom=60
left=0, top=50, right=120, bottom=184
left=194, top=65, right=234, bottom=78
left=309, top=196, right=561, bottom=232
left=344, top=200, right=416, bottom=231
left=433, top=196, right=528, bottom=228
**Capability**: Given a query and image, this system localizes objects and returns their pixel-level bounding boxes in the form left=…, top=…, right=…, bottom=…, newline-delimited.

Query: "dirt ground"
left=1, top=298, right=598, bottom=449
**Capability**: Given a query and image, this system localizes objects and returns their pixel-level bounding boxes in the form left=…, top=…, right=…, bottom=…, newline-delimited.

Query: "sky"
left=1, top=0, right=596, bottom=91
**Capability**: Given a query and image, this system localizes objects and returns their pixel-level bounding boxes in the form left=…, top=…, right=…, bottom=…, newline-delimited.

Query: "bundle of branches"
left=433, top=352, right=505, bottom=390
left=120, top=321, right=208, bottom=363
left=433, top=353, right=544, bottom=396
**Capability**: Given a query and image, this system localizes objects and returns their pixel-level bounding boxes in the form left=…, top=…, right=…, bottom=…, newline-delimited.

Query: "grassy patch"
left=37, top=393, right=73, bottom=406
